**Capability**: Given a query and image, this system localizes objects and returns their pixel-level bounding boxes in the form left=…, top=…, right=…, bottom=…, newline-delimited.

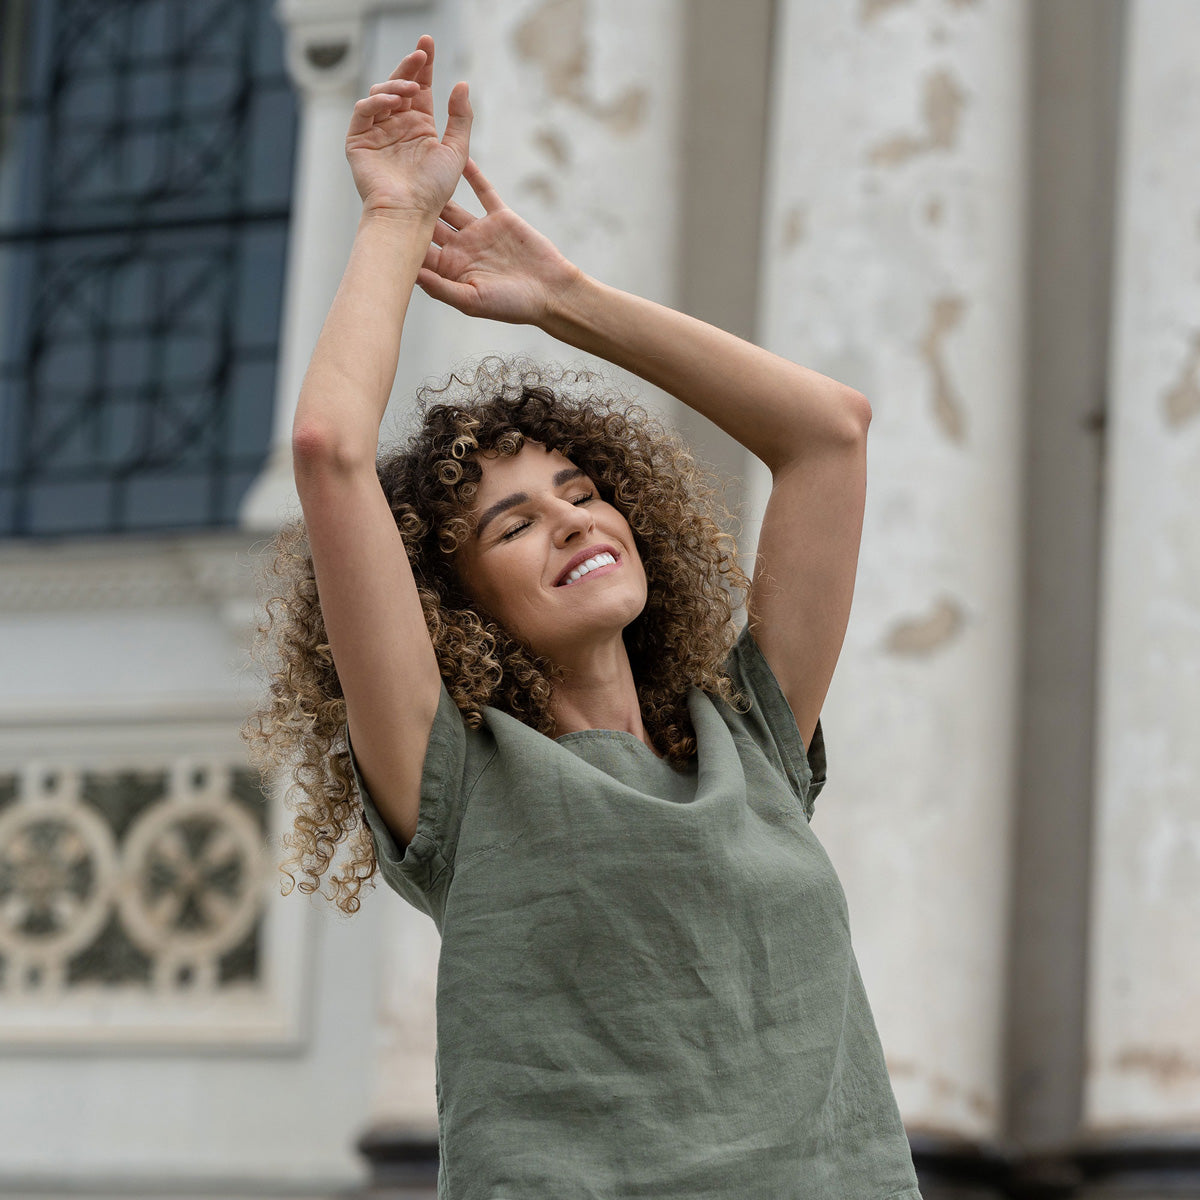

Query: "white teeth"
left=563, top=552, right=616, bottom=585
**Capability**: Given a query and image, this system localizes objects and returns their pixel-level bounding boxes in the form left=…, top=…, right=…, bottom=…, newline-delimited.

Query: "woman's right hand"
left=345, top=35, right=472, bottom=218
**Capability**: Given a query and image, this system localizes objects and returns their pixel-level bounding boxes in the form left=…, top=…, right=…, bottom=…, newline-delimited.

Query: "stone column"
left=1076, top=1, right=1200, bottom=1193
left=240, top=0, right=430, bottom=531
left=755, top=2, right=1031, bottom=1192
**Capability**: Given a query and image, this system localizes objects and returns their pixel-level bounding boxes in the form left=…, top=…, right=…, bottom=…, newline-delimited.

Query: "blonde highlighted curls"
left=241, top=357, right=752, bottom=915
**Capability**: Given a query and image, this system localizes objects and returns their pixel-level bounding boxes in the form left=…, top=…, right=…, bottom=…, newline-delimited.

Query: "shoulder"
left=712, top=622, right=827, bottom=817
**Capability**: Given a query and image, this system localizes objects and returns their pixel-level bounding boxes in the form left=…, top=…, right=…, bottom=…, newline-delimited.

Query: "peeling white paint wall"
left=757, top=0, right=1031, bottom=1139
left=1086, top=0, right=1200, bottom=1128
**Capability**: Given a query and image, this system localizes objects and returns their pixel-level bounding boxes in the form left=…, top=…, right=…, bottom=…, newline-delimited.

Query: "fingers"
left=347, top=90, right=415, bottom=137
left=418, top=244, right=476, bottom=314
left=441, top=80, right=473, bottom=159
left=439, top=199, right=476, bottom=230
left=414, top=34, right=436, bottom=91
left=368, top=78, right=420, bottom=98
left=464, top=157, right=504, bottom=214
left=417, top=267, right=477, bottom=314
left=383, top=36, right=435, bottom=114
left=430, top=196, right=481, bottom=246
left=386, top=46, right=426, bottom=82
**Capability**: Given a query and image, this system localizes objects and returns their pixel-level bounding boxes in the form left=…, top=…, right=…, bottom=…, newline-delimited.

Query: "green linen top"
left=348, top=622, right=922, bottom=1200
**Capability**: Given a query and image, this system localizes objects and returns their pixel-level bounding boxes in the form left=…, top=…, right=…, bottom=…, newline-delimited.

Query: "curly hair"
left=242, top=357, right=753, bottom=914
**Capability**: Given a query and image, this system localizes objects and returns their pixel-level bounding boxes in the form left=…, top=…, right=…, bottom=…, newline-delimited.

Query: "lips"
left=554, top=543, right=621, bottom=587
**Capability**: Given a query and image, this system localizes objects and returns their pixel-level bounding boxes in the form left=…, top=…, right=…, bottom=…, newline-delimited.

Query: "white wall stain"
left=781, top=204, right=807, bottom=250
left=860, top=0, right=913, bottom=24
left=868, top=68, right=969, bottom=166
left=512, top=0, right=648, bottom=134
left=532, top=127, right=571, bottom=166
left=1162, top=330, right=1200, bottom=428
left=918, top=294, right=969, bottom=441
left=518, top=174, right=558, bottom=206
left=1112, top=1046, right=1200, bottom=1087
left=884, top=595, right=966, bottom=655
left=883, top=1057, right=994, bottom=1122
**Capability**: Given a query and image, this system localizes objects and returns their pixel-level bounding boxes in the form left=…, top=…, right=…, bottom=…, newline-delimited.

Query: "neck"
left=548, top=638, right=659, bottom=754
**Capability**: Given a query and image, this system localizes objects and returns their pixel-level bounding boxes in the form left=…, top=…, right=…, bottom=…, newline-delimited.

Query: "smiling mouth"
left=557, top=551, right=621, bottom=587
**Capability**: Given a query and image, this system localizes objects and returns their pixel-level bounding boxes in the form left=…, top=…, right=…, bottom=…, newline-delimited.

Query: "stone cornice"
left=0, top=532, right=270, bottom=613
left=275, top=0, right=434, bottom=93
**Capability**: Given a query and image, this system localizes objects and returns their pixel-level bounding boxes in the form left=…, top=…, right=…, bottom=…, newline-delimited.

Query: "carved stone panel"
left=0, top=755, right=303, bottom=1046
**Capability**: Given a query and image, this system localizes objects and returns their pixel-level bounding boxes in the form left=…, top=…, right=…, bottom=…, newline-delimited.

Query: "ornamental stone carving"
left=0, top=761, right=269, bottom=1000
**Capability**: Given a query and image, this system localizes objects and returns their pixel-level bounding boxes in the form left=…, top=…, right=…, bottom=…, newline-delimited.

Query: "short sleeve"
left=723, top=622, right=828, bottom=821
left=344, top=678, right=487, bottom=924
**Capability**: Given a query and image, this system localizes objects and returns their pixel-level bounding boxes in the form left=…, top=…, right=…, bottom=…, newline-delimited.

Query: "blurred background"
left=1, top=0, right=1197, bottom=1197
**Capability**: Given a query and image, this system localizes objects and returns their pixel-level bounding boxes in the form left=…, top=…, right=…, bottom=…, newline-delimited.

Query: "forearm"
left=292, top=206, right=438, bottom=466
left=540, top=275, right=868, bottom=472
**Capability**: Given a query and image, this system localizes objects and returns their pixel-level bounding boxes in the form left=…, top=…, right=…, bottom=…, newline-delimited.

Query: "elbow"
left=846, top=390, right=872, bottom=439
left=292, top=422, right=373, bottom=474
left=770, top=389, right=871, bottom=473
left=814, top=389, right=871, bottom=451
left=291, top=422, right=332, bottom=463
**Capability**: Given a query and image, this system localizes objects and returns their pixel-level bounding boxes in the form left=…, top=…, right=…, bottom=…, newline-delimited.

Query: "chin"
left=530, top=590, right=646, bottom=649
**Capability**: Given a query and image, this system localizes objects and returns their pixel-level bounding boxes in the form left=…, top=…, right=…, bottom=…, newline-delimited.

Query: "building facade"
left=1, top=1, right=1197, bottom=1197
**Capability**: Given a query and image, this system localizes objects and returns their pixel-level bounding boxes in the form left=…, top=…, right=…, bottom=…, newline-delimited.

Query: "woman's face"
left=453, top=441, right=648, bottom=663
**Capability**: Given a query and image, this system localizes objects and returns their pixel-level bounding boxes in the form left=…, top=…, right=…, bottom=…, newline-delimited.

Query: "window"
left=0, top=0, right=297, bottom=537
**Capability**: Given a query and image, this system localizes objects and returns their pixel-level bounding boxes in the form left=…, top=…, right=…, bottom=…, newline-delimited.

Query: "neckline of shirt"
left=554, top=728, right=663, bottom=756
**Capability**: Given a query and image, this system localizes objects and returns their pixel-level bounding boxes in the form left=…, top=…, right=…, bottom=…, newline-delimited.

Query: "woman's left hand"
left=416, top=159, right=583, bottom=325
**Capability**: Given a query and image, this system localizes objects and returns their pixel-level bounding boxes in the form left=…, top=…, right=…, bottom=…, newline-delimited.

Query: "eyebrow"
left=475, top=467, right=588, bottom=539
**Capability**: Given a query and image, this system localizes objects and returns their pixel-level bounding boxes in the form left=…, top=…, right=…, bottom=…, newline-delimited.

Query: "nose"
left=552, top=496, right=594, bottom=546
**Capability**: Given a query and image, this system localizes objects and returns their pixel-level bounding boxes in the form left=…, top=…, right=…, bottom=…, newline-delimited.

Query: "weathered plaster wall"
left=758, top=0, right=1031, bottom=1140
left=1085, top=0, right=1200, bottom=1129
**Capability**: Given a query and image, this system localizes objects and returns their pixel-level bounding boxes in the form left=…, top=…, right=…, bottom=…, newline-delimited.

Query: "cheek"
left=453, top=556, right=496, bottom=619
left=461, top=550, right=538, bottom=624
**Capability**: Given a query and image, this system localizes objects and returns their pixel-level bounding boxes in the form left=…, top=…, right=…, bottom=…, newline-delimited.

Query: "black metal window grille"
left=0, top=0, right=297, bottom=537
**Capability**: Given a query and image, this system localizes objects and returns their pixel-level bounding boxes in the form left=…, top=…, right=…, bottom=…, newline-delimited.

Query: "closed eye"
left=499, top=492, right=596, bottom=541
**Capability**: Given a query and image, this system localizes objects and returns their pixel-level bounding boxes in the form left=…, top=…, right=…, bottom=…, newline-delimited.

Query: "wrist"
left=359, top=199, right=441, bottom=229
left=539, top=264, right=593, bottom=336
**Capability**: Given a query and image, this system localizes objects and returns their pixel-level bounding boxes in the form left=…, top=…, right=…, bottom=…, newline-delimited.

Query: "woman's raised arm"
left=292, top=36, right=472, bottom=463
left=418, top=159, right=867, bottom=472
left=419, top=158, right=868, bottom=752
left=290, top=37, right=471, bottom=852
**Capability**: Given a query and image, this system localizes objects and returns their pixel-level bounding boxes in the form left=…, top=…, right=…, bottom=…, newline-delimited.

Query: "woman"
left=246, top=34, right=922, bottom=1200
